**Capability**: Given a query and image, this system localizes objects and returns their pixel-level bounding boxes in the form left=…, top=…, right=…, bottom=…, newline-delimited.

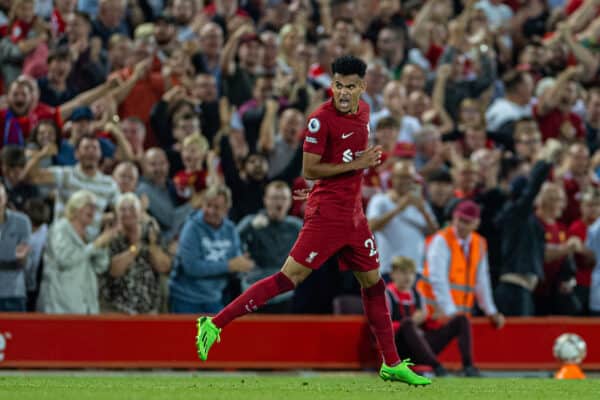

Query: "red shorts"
left=289, top=211, right=380, bottom=272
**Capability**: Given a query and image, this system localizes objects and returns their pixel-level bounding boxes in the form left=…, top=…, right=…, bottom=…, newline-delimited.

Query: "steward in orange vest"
left=417, top=200, right=505, bottom=328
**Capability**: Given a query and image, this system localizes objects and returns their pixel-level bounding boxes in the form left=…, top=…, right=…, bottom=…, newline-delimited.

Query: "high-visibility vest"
left=417, top=226, right=486, bottom=316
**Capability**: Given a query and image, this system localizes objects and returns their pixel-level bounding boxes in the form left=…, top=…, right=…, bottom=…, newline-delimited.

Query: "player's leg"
left=196, top=257, right=309, bottom=360
left=197, top=219, right=336, bottom=361
left=353, top=268, right=431, bottom=386
left=213, top=257, right=311, bottom=328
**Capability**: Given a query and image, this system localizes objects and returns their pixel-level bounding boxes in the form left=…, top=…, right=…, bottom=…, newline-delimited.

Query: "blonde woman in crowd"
left=37, top=190, right=115, bottom=314
left=100, top=193, right=171, bottom=314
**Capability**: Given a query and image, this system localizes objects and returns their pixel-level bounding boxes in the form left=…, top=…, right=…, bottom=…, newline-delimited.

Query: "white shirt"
left=366, top=193, right=434, bottom=274
left=370, top=108, right=422, bottom=143
left=425, top=229, right=498, bottom=316
left=50, top=165, right=119, bottom=239
left=485, top=98, right=532, bottom=132
left=586, top=218, right=600, bottom=311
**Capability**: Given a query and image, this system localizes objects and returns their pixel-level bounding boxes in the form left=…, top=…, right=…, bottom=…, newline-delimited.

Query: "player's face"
left=332, top=73, right=365, bottom=114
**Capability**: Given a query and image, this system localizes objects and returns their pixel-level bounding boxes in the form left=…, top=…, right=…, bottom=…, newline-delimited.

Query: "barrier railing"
left=0, top=314, right=599, bottom=370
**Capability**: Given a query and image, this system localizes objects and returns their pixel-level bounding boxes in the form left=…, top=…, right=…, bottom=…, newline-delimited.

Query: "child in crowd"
left=386, top=256, right=479, bottom=377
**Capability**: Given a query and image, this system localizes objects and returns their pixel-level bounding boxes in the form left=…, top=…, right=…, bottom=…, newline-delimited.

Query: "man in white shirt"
left=486, top=70, right=534, bottom=133
left=371, top=81, right=422, bottom=143
left=367, top=161, right=438, bottom=277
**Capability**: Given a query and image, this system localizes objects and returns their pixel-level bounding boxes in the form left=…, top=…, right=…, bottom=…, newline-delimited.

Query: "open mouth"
left=339, top=99, right=350, bottom=108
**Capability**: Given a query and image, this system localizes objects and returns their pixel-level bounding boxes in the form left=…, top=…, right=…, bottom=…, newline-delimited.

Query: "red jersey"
left=0, top=103, right=62, bottom=148
left=173, top=169, right=207, bottom=200
left=568, top=219, right=594, bottom=287
left=538, top=218, right=568, bottom=296
left=303, top=99, right=371, bottom=220
left=533, top=104, right=585, bottom=142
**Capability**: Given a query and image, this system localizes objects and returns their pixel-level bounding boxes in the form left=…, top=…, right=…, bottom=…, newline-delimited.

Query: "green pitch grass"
left=0, top=375, right=597, bottom=400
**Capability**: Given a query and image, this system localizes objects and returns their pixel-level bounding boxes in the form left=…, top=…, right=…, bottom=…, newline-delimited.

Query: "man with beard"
left=37, top=47, right=77, bottom=107
left=153, top=13, right=177, bottom=62
left=23, top=134, right=119, bottom=238
left=190, top=73, right=220, bottom=143
left=224, top=152, right=269, bottom=223
left=0, top=76, right=116, bottom=149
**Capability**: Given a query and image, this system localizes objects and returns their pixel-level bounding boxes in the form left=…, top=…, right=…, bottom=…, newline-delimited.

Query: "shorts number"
left=364, top=237, right=377, bottom=257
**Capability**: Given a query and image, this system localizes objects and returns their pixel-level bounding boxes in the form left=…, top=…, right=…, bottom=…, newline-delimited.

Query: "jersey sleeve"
left=302, top=111, right=328, bottom=156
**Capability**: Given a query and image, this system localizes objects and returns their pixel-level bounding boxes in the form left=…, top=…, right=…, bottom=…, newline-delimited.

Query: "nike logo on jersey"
left=341, top=132, right=354, bottom=139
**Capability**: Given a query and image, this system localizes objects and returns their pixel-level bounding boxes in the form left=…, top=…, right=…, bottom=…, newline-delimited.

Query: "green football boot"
left=196, top=316, right=221, bottom=361
left=379, top=359, right=432, bottom=386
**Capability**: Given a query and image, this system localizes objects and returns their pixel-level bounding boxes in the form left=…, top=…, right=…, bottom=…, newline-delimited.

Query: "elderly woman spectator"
left=37, top=190, right=115, bottom=314
left=99, top=193, right=171, bottom=314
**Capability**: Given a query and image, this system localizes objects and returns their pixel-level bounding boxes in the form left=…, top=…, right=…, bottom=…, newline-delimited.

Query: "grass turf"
left=0, top=375, right=597, bottom=400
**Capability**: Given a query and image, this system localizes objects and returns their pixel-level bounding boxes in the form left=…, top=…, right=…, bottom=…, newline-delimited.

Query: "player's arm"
left=302, top=146, right=382, bottom=180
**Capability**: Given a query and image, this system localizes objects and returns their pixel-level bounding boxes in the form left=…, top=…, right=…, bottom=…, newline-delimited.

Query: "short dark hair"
left=23, top=198, right=51, bottom=227
left=47, top=46, right=71, bottom=64
left=1, top=145, right=26, bottom=167
left=503, top=70, right=529, bottom=93
left=331, top=55, right=367, bottom=78
left=74, top=133, right=99, bottom=150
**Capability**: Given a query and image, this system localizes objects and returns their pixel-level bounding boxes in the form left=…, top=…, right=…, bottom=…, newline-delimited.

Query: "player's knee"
left=281, top=258, right=311, bottom=286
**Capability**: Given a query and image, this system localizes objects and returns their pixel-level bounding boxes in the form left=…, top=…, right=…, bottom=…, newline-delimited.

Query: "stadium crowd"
left=1, top=0, right=600, bottom=325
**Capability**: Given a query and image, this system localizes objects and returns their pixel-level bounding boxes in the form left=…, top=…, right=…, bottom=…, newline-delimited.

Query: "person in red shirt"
left=386, top=256, right=479, bottom=377
left=197, top=55, right=431, bottom=386
left=0, top=74, right=120, bottom=149
left=559, top=143, right=595, bottom=226
left=51, top=0, right=76, bottom=37
left=535, top=182, right=583, bottom=315
left=568, top=187, right=600, bottom=314
left=533, top=66, right=586, bottom=142
left=173, top=133, right=211, bottom=202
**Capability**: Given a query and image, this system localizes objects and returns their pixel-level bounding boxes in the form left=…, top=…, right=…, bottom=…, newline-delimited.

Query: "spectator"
left=0, top=181, right=32, bottom=312
left=426, top=169, right=454, bottom=227
left=136, top=147, right=193, bottom=242
left=362, top=61, right=389, bottom=114
left=513, top=117, right=542, bottom=165
left=534, top=67, right=586, bottom=143
left=558, top=143, right=593, bottom=226
left=260, top=107, right=304, bottom=179
left=387, top=257, right=479, bottom=377
left=371, top=81, right=422, bottom=143
left=24, top=133, right=119, bottom=238
left=119, top=116, right=146, bottom=163
left=485, top=70, right=533, bottom=136
left=100, top=193, right=171, bottom=314
left=585, top=88, right=600, bottom=153
left=63, top=11, right=108, bottom=92
left=26, top=119, right=61, bottom=168
left=237, top=181, right=302, bottom=313
left=112, top=161, right=139, bottom=194
left=173, top=133, right=217, bottom=202
left=192, top=22, right=223, bottom=82
left=169, top=184, right=254, bottom=313
left=494, top=140, right=561, bottom=316
left=22, top=197, right=50, bottom=311
left=221, top=26, right=265, bottom=107
left=534, top=181, right=582, bottom=315
left=91, top=0, right=129, bottom=47
left=367, top=160, right=438, bottom=277
left=37, top=190, right=115, bottom=314
left=38, top=46, right=77, bottom=107
left=569, top=187, right=600, bottom=315
left=1, top=145, right=40, bottom=211
left=418, top=200, right=505, bottom=328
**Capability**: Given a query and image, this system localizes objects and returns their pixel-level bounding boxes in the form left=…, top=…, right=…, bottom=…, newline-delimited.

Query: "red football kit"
left=289, top=99, right=379, bottom=272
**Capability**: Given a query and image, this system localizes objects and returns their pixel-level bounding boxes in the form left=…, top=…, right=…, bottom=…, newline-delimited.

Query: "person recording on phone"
left=367, top=160, right=439, bottom=280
